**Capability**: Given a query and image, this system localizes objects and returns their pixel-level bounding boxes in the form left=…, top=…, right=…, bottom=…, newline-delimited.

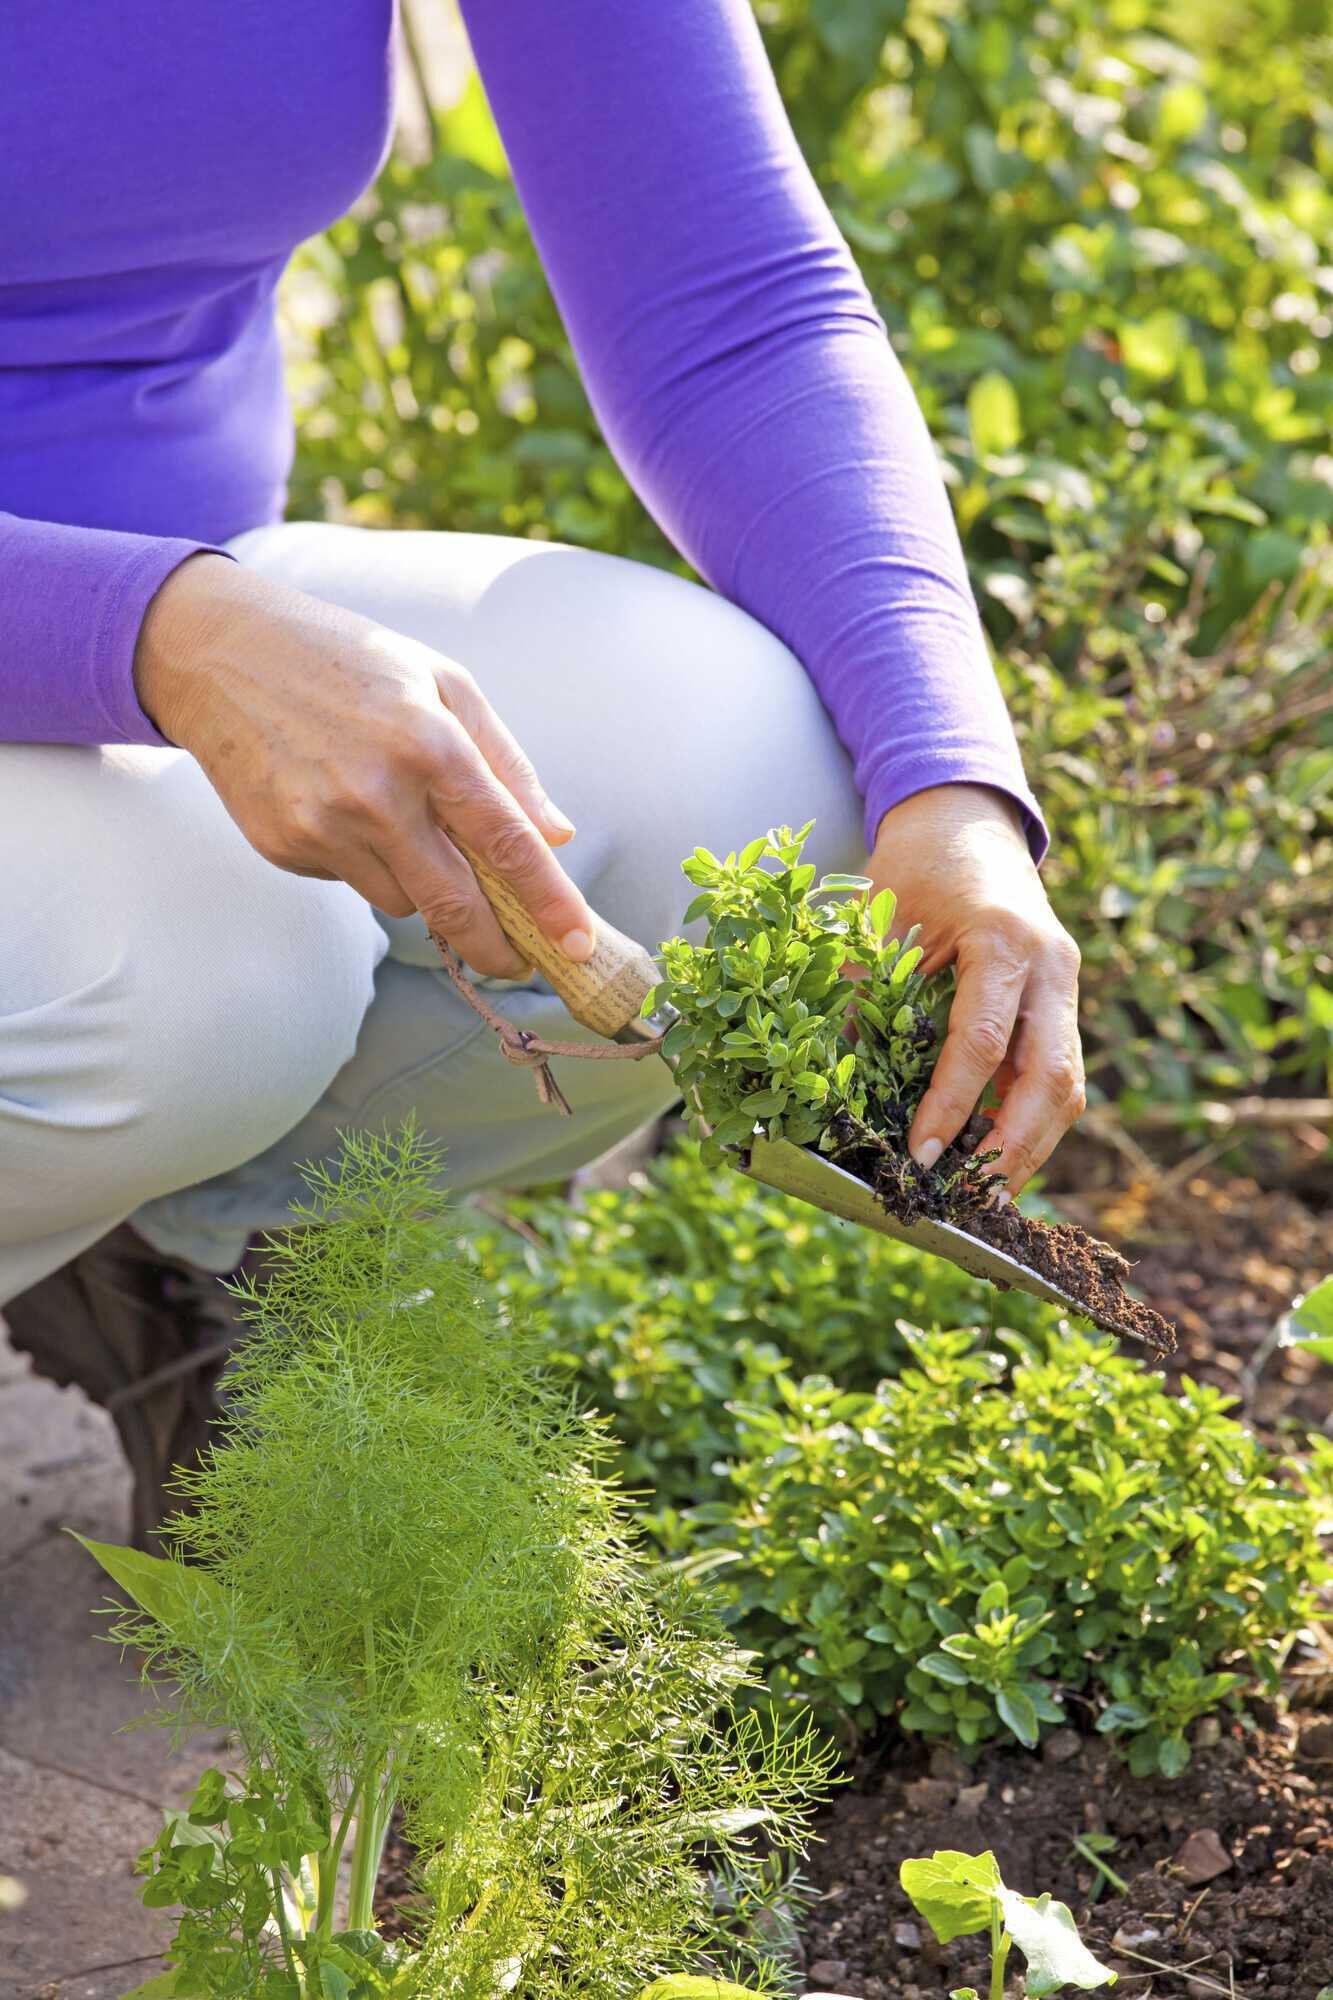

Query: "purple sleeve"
left=460, top=0, right=1046, bottom=859
left=0, top=513, right=210, bottom=745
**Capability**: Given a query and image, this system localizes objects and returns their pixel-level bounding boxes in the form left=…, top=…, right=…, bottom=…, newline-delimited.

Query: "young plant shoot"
left=899, top=1849, right=1115, bottom=1999
left=79, top=1129, right=830, bottom=2000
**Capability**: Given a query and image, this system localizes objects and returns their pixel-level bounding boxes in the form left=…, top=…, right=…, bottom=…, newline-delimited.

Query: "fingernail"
left=543, top=801, right=577, bottom=839
left=561, top=926, right=596, bottom=963
left=913, top=1137, right=943, bottom=1170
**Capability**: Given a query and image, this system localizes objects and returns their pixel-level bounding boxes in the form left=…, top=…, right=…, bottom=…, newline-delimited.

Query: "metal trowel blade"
left=740, top=1135, right=1144, bottom=1342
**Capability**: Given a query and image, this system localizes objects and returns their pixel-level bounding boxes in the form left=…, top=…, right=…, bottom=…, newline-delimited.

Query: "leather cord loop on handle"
left=430, top=932, right=665, bottom=1116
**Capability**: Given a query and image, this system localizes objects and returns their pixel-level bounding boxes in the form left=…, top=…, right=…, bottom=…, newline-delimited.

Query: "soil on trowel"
left=802, top=1717, right=1333, bottom=2000
left=824, top=1109, right=1176, bottom=1355
left=963, top=1195, right=1176, bottom=1353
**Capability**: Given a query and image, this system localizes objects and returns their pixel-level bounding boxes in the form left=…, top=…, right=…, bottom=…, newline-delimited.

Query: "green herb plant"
left=707, top=1325, right=1332, bottom=1765
left=80, top=1129, right=830, bottom=2000
left=900, top=1849, right=1114, bottom=1999
left=652, top=824, right=996, bottom=1215
left=465, top=1137, right=1057, bottom=1518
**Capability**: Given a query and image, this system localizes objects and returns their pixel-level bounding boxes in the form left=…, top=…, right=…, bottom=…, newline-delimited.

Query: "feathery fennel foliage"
left=84, top=1129, right=829, bottom=2000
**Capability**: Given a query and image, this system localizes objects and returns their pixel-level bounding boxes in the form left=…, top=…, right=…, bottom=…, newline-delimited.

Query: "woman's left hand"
left=866, top=784, right=1085, bottom=1196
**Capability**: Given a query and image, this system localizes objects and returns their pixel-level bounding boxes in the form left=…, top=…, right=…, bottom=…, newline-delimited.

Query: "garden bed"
left=798, top=1174, right=1332, bottom=1998
left=375, top=1169, right=1331, bottom=1995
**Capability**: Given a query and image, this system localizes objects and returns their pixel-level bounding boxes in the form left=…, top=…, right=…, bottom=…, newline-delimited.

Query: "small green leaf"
left=968, top=371, right=1022, bottom=457
left=997, top=1687, right=1040, bottom=1748
left=69, top=1534, right=228, bottom=1630
left=899, top=1849, right=1002, bottom=1943
left=1157, top=1735, right=1191, bottom=1778
left=998, top=1888, right=1116, bottom=1993
left=1285, top=1277, right=1333, bottom=1363
left=1096, top=1700, right=1149, bottom=1733
left=814, top=871, right=873, bottom=895
left=919, top=1650, right=972, bottom=1685
left=711, top=1112, right=759, bottom=1149
left=119, top=1978, right=194, bottom=2000
left=868, top=886, right=897, bottom=935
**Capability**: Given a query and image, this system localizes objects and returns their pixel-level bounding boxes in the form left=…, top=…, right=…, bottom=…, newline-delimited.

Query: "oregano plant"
left=653, top=823, right=998, bottom=1218
left=81, top=1128, right=830, bottom=2000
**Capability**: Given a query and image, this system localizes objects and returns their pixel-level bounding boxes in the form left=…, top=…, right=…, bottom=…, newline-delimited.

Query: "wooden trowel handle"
left=456, top=842, right=661, bottom=1039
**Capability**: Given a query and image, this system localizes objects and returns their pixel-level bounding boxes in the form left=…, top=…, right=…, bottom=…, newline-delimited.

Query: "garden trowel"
left=455, top=849, right=1157, bottom=1344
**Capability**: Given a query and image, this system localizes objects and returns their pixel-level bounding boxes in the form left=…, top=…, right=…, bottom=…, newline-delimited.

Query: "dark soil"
left=1061, top=1173, right=1331, bottom=1445
left=965, top=1197, right=1175, bottom=1355
left=824, top=1110, right=1176, bottom=1355
left=375, top=1812, right=422, bottom=1945
left=801, top=1717, right=1333, bottom=2000
left=797, top=1172, right=1333, bottom=2000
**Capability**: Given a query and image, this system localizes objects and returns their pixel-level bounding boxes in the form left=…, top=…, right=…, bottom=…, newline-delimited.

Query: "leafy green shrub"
left=283, top=0, right=1332, bottom=1113
left=465, top=1138, right=1058, bottom=1517
left=700, top=1324, right=1332, bottom=1770
left=84, top=1132, right=828, bottom=2000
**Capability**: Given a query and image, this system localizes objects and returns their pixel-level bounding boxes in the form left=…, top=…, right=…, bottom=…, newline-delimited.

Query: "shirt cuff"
left=861, top=754, right=1049, bottom=866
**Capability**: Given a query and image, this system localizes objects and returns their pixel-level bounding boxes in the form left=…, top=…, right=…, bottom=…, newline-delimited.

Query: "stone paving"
left=0, top=1321, right=222, bottom=2000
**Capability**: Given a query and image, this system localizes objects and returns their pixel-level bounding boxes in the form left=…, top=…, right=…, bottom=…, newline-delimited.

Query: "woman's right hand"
left=133, top=552, right=596, bottom=980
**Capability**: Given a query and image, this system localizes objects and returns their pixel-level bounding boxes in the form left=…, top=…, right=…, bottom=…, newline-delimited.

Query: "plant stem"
left=315, top=1802, right=356, bottom=1939
left=990, top=1903, right=1011, bottom=2000
left=270, top=1863, right=302, bottom=1990
left=347, top=1754, right=397, bottom=1933
left=1072, top=1833, right=1131, bottom=1897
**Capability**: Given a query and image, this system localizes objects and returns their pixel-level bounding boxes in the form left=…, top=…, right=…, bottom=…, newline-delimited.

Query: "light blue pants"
left=0, top=523, right=862, bottom=1297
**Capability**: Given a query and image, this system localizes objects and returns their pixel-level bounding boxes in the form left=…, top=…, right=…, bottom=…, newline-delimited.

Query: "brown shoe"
left=4, top=1225, right=246, bottom=1551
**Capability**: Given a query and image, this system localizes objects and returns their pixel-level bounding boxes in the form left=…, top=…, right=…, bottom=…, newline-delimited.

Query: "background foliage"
left=268, top=0, right=1333, bottom=1770
left=284, top=0, right=1332, bottom=1120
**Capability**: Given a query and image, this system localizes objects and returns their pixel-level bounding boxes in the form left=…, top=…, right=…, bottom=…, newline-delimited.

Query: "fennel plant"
left=84, top=1129, right=829, bottom=1999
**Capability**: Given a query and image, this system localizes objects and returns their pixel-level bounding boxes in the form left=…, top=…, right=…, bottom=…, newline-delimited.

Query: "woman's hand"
left=134, top=553, right=595, bottom=980
left=868, top=784, right=1084, bottom=1196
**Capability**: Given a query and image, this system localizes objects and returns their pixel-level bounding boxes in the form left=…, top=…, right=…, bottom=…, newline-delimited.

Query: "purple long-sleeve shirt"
left=0, top=0, right=1044, bottom=856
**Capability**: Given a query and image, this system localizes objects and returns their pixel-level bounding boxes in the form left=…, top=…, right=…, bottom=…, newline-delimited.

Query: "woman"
left=1, top=1, right=1082, bottom=1540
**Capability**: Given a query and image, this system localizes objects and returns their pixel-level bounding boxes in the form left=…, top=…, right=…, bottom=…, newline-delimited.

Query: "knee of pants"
left=116, top=881, right=384, bottom=1205
left=0, top=747, right=385, bottom=1234
left=558, top=563, right=868, bottom=956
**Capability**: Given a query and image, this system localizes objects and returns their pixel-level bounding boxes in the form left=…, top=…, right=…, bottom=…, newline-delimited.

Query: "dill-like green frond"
left=93, top=1127, right=829, bottom=1998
